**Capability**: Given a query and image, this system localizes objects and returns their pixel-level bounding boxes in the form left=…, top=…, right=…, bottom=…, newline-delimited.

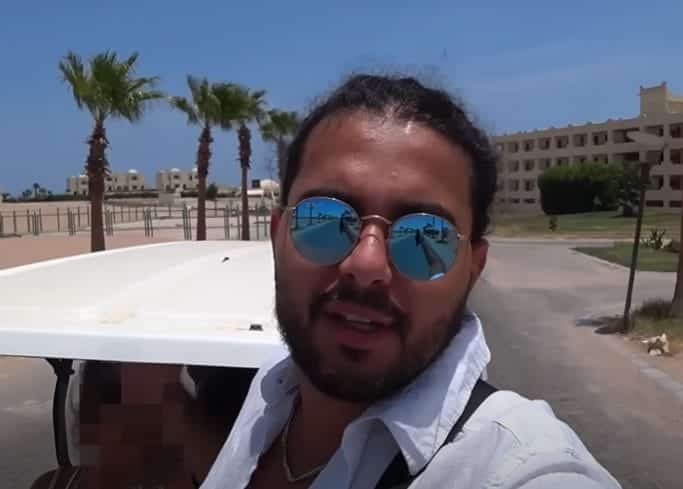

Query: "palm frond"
left=261, top=109, right=300, bottom=142
left=169, top=96, right=200, bottom=124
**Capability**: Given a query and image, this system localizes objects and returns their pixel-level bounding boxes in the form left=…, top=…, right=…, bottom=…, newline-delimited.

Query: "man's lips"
left=322, top=300, right=396, bottom=327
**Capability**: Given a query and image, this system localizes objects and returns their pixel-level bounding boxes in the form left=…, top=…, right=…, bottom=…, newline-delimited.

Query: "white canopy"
left=0, top=241, right=286, bottom=368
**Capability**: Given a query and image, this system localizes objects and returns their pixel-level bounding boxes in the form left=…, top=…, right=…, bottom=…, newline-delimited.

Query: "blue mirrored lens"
left=290, top=197, right=359, bottom=265
left=388, top=214, right=458, bottom=280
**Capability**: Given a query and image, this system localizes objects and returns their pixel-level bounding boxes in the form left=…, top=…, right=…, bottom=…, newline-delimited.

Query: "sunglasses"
left=284, top=196, right=466, bottom=281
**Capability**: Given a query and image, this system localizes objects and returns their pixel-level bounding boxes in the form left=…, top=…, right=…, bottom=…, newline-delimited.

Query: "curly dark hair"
left=280, top=74, right=499, bottom=242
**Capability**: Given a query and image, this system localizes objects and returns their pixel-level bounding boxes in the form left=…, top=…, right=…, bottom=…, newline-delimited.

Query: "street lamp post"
left=621, top=131, right=667, bottom=332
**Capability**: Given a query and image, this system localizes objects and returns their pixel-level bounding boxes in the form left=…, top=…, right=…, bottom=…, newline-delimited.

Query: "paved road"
left=2, top=241, right=683, bottom=488
left=0, top=357, right=55, bottom=489
left=474, top=241, right=683, bottom=489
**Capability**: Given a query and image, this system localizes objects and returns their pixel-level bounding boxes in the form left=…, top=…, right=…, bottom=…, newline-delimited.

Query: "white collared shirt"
left=200, top=312, right=621, bottom=489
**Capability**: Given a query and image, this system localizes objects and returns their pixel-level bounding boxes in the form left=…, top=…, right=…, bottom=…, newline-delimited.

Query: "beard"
left=274, top=268, right=469, bottom=403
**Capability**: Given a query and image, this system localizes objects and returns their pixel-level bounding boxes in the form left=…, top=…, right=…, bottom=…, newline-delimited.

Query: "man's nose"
left=338, top=223, right=392, bottom=288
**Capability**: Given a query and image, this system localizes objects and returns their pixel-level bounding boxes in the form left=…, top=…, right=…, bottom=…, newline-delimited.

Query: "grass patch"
left=491, top=210, right=680, bottom=239
left=574, top=242, right=678, bottom=272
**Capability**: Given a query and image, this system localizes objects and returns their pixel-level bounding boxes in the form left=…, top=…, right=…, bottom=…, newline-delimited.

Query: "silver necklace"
left=281, top=398, right=327, bottom=483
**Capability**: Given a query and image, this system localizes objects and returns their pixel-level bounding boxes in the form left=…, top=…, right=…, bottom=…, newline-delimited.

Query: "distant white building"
left=238, top=179, right=280, bottom=198
left=156, top=168, right=198, bottom=192
left=67, top=169, right=146, bottom=195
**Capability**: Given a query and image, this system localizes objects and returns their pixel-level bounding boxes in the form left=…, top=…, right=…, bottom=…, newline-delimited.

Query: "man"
left=200, top=74, right=621, bottom=489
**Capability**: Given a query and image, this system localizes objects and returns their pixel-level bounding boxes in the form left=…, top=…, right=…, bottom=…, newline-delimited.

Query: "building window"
left=173, top=174, right=180, bottom=180
left=555, top=136, right=569, bottom=149
left=671, top=124, right=683, bottom=138
left=524, top=179, right=536, bottom=191
left=670, top=176, right=682, bottom=190
left=573, top=134, right=587, bottom=147
left=646, top=150, right=664, bottom=165
left=116, top=186, right=121, bottom=191
left=509, top=198, right=520, bottom=204
left=612, top=128, right=639, bottom=144
left=592, top=154, right=608, bottom=164
left=507, top=142, right=519, bottom=153
left=508, top=180, right=519, bottom=191
left=523, top=159, right=535, bottom=171
left=523, top=140, right=534, bottom=152
left=670, top=200, right=682, bottom=208
left=497, top=180, right=504, bottom=191
left=646, top=125, right=664, bottom=137
left=556, top=157, right=569, bottom=166
left=614, top=152, right=640, bottom=163
left=672, top=149, right=682, bottom=165
left=650, top=176, right=664, bottom=190
left=132, top=185, right=138, bottom=190
left=131, top=175, right=138, bottom=181
left=592, top=131, right=608, bottom=145
left=182, top=184, right=187, bottom=190
left=175, top=184, right=180, bottom=189
left=508, top=160, right=520, bottom=172
left=538, top=137, right=551, bottom=150
left=573, top=155, right=587, bottom=164
left=539, top=159, right=551, bottom=170
left=646, top=200, right=664, bottom=208
left=523, top=198, right=536, bottom=204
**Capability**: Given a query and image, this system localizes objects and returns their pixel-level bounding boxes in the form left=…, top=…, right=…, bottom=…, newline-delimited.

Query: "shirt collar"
left=257, top=310, right=491, bottom=474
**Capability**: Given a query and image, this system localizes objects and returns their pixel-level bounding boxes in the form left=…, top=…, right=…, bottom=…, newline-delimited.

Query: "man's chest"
left=244, top=440, right=313, bottom=489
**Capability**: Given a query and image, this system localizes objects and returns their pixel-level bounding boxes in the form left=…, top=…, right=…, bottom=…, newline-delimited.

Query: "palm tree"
left=32, top=183, right=40, bottom=200
left=260, top=110, right=299, bottom=184
left=213, top=83, right=267, bottom=241
left=169, top=76, right=221, bottom=241
left=59, top=50, right=164, bottom=252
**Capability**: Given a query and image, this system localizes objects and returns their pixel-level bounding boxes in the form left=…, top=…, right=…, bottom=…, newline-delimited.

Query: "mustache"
left=312, top=281, right=406, bottom=323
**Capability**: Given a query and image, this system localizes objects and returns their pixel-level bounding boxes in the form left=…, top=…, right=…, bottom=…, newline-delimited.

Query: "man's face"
left=271, top=111, right=488, bottom=403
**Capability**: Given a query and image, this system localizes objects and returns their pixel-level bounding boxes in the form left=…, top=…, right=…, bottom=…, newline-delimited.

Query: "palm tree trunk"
left=86, top=120, right=108, bottom=252
left=671, top=192, right=683, bottom=316
left=276, top=138, right=287, bottom=181
left=196, top=126, right=212, bottom=241
left=238, top=123, right=251, bottom=241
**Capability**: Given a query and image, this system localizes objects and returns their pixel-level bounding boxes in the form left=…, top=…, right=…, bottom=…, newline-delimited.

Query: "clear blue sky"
left=1, top=1, right=681, bottom=195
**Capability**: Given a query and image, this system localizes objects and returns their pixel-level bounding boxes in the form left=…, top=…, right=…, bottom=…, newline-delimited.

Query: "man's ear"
left=469, top=238, right=489, bottom=286
left=270, top=207, right=283, bottom=247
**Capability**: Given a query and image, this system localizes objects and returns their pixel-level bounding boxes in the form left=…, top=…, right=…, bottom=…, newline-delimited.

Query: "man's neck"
left=284, top=374, right=369, bottom=476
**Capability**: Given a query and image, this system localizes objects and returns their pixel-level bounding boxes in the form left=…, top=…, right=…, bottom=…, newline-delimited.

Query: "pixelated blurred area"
left=30, top=361, right=256, bottom=489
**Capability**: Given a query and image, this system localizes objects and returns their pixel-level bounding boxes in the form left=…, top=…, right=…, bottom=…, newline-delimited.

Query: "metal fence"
left=0, top=200, right=274, bottom=241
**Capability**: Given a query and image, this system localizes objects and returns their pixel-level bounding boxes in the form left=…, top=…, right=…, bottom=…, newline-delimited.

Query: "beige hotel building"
left=67, top=169, right=146, bottom=195
left=493, top=82, right=683, bottom=213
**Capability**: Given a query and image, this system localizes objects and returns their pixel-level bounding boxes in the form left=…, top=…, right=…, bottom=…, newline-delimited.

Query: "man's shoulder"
left=467, top=389, right=578, bottom=446
left=415, top=391, right=619, bottom=489
left=418, top=390, right=621, bottom=488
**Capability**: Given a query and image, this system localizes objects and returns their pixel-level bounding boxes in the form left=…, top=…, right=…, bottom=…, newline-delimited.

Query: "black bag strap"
left=375, top=379, right=497, bottom=489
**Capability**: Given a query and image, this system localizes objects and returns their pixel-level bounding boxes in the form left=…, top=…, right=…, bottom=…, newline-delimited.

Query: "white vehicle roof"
left=0, top=241, right=286, bottom=368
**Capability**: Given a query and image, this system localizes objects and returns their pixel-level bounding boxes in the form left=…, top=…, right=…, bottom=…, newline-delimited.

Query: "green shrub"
left=538, top=162, right=622, bottom=215
left=206, top=183, right=219, bottom=201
